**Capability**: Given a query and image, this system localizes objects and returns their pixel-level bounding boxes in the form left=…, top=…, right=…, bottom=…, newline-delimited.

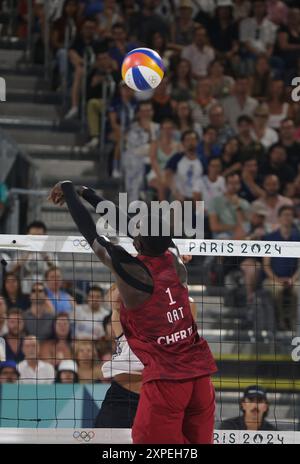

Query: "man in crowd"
left=263, top=205, right=300, bottom=331
left=222, top=76, right=258, bottom=131
left=24, top=283, right=54, bottom=340
left=18, top=335, right=55, bottom=384
left=4, top=309, right=25, bottom=364
left=220, top=385, right=276, bottom=431
left=0, top=360, right=19, bottom=384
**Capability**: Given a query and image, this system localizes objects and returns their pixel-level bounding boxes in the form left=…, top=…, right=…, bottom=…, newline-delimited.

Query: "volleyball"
left=121, top=48, right=165, bottom=92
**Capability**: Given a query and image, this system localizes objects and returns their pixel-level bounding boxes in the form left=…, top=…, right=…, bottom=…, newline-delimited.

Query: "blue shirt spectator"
left=45, top=267, right=73, bottom=314
left=264, top=226, right=300, bottom=278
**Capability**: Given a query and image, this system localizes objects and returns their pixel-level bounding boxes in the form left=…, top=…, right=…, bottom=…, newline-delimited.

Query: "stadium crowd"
left=0, top=0, right=299, bottom=387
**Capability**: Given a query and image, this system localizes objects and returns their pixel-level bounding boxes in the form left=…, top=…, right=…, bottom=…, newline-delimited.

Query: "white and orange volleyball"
left=121, top=48, right=165, bottom=92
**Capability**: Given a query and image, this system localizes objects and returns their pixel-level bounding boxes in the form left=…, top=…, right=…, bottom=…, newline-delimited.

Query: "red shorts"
left=132, top=375, right=215, bottom=444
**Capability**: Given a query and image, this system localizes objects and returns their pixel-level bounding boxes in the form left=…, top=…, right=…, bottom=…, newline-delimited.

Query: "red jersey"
left=120, top=251, right=217, bottom=384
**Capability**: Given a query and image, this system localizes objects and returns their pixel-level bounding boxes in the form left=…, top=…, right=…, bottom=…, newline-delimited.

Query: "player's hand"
left=181, top=255, right=192, bottom=264
left=48, top=182, right=65, bottom=206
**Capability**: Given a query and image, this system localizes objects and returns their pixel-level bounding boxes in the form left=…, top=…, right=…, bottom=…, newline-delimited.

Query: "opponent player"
left=49, top=181, right=217, bottom=444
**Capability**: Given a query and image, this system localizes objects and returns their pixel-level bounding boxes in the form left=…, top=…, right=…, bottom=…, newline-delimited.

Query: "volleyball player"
left=96, top=283, right=198, bottom=429
left=49, top=181, right=217, bottom=444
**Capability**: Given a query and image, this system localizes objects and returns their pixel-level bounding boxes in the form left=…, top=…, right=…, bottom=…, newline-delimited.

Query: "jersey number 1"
left=166, top=287, right=176, bottom=305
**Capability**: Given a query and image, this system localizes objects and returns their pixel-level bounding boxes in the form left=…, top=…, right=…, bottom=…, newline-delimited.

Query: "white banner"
left=0, top=235, right=299, bottom=258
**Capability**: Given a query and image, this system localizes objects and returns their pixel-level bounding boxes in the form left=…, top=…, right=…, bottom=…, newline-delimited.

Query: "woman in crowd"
left=208, top=59, right=235, bottom=100
left=148, top=119, right=181, bottom=201
left=75, top=340, right=101, bottom=383
left=266, top=79, right=293, bottom=130
left=0, top=296, right=7, bottom=336
left=221, top=137, right=242, bottom=177
left=2, top=272, right=30, bottom=311
left=173, top=100, right=202, bottom=139
left=39, top=312, right=73, bottom=367
left=170, top=58, right=195, bottom=102
left=251, top=54, right=273, bottom=101
left=55, top=359, right=79, bottom=383
left=251, top=103, right=279, bottom=149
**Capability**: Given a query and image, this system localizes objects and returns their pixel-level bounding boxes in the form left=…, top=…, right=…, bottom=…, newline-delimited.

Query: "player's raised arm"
left=48, top=181, right=153, bottom=308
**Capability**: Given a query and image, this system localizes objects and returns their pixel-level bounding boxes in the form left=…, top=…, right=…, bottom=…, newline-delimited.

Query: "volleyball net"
left=0, top=234, right=300, bottom=444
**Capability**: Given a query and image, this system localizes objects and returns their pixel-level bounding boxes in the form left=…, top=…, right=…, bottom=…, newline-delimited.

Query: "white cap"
left=57, top=360, right=78, bottom=374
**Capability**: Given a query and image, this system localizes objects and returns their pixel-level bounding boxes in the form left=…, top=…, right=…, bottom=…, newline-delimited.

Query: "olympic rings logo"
left=73, top=430, right=95, bottom=442
left=73, top=239, right=91, bottom=250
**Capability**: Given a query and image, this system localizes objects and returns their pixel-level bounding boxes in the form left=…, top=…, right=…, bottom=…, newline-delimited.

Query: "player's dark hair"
left=139, top=214, right=173, bottom=255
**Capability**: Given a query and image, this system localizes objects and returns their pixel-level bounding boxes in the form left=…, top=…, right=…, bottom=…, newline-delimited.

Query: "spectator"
left=108, top=23, right=137, bottom=70
left=266, top=0, right=288, bottom=26
left=55, top=359, right=79, bottom=383
left=0, top=360, right=19, bottom=384
left=75, top=340, right=101, bottom=383
left=4, top=309, right=25, bottom=363
left=220, top=137, right=241, bottom=176
left=207, top=0, right=239, bottom=61
left=150, top=31, right=173, bottom=71
left=173, top=100, right=202, bottom=139
left=85, top=47, right=119, bottom=149
left=170, top=59, right=196, bottom=102
left=275, top=7, right=300, bottom=75
left=190, top=77, right=217, bottom=129
left=252, top=174, right=293, bottom=232
left=195, top=157, right=225, bottom=213
left=236, top=115, right=266, bottom=164
left=74, top=286, right=111, bottom=340
left=208, top=103, right=236, bottom=147
left=108, top=82, right=137, bottom=178
left=239, top=156, right=265, bottom=202
left=23, top=283, right=54, bottom=341
left=220, top=386, right=276, bottom=431
left=7, top=220, right=57, bottom=295
left=208, top=59, right=235, bottom=100
left=251, top=103, right=279, bottom=149
left=2, top=272, right=30, bottom=311
left=123, top=101, right=159, bottom=202
left=239, top=0, right=277, bottom=69
left=279, top=118, right=300, bottom=173
left=96, top=0, right=123, bottom=39
left=181, top=25, right=215, bottom=79
left=152, top=77, right=174, bottom=124
left=148, top=119, right=181, bottom=201
left=233, top=0, right=251, bottom=22
left=260, top=144, right=295, bottom=194
left=128, top=0, right=169, bottom=46
left=170, top=0, right=196, bottom=49
left=266, top=79, right=293, bottom=130
left=0, top=296, right=8, bottom=336
left=197, top=126, right=221, bottom=174
left=39, top=313, right=73, bottom=367
left=64, top=16, right=99, bottom=120
left=18, top=335, right=55, bottom=384
left=263, top=205, right=300, bottom=331
left=208, top=172, right=250, bottom=239
left=45, top=267, right=73, bottom=314
left=222, top=75, right=258, bottom=131
left=246, top=203, right=269, bottom=240
left=50, top=0, right=81, bottom=87
left=250, top=54, right=273, bottom=101
left=165, top=130, right=203, bottom=202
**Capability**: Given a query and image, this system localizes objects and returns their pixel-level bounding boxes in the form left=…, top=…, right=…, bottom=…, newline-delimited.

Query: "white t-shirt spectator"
left=74, top=304, right=111, bottom=340
left=239, top=17, right=277, bottom=54
left=18, top=360, right=55, bottom=384
left=165, top=153, right=203, bottom=199
left=221, top=95, right=258, bottom=131
left=181, top=44, right=215, bottom=78
left=195, top=175, right=226, bottom=211
left=251, top=127, right=279, bottom=149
